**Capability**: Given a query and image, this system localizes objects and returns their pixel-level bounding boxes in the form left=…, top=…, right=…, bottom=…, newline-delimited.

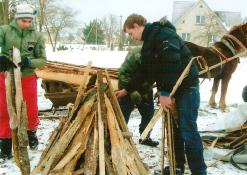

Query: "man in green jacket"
left=0, top=4, right=46, bottom=161
left=116, top=47, right=158, bottom=147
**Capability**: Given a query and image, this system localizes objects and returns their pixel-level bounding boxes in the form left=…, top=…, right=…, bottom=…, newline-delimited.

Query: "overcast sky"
left=61, top=0, right=247, bottom=25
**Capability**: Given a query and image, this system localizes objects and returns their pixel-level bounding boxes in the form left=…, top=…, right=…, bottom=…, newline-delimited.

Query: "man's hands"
left=0, top=55, right=17, bottom=72
left=159, top=95, right=172, bottom=112
left=116, top=89, right=128, bottom=99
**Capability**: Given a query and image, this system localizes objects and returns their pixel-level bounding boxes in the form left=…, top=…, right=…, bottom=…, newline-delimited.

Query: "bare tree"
left=102, top=14, right=119, bottom=49
left=76, top=27, right=85, bottom=44
left=193, top=13, right=226, bottom=46
left=0, top=0, right=18, bottom=25
left=44, top=4, right=76, bottom=52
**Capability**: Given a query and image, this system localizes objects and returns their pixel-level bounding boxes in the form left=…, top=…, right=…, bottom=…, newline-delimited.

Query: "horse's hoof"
left=209, top=102, right=217, bottom=108
left=220, top=105, right=228, bottom=112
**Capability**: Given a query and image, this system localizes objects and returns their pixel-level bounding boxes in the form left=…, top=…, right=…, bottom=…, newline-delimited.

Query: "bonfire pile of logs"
left=31, top=68, right=148, bottom=175
left=202, top=122, right=247, bottom=149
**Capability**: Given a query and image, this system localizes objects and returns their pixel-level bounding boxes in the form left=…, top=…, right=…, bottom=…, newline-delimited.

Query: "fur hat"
left=14, top=4, right=37, bottom=19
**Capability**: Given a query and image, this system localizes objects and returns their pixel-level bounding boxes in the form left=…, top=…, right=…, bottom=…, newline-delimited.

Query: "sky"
left=61, top=0, right=247, bottom=25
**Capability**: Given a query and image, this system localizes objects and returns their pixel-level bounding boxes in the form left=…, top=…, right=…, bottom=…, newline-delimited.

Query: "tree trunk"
left=0, top=1, right=9, bottom=25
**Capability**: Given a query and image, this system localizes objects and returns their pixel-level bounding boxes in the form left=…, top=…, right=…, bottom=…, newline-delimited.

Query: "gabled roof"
left=172, top=1, right=194, bottom=23
left=173, top=0, right=227, bottom=31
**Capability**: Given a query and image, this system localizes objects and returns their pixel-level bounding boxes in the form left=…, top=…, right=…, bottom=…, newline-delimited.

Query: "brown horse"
left=186, top=22, right=247, bottom=111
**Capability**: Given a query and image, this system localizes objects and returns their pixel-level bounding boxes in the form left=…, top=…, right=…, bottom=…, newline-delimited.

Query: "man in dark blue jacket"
left=119, top=14, right=207, bottom=175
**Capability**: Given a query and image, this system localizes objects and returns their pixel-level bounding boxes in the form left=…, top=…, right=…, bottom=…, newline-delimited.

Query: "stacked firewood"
left=31, top=69, right=148, bottom=175
left=202, top=123, right=247, bottom=149
left=36, top=60, right=119, bottom=87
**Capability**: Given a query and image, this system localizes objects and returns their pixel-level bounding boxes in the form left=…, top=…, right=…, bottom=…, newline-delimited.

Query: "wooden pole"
left=161, top=112, right=165, bottom=175
left=97, top=71, right=105, bottom=175
left=5, top=48, right=30, bottom=174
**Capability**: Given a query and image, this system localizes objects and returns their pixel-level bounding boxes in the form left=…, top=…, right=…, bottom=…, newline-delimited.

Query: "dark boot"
left=139, top=131, right=159, bottom=147
left=0, top=138, right=12, bottom=161
left=139, top=137, right=159, bottom=147
left=154, top=166, right=185, bottom=175
left=27, top=130, right=39, bottom=150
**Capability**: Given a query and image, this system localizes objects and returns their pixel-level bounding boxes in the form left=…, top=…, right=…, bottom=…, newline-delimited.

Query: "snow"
left=1, top=45, right=247, bottom=174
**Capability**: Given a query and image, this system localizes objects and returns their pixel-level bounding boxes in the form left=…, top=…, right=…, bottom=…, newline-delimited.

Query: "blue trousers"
left=174, top=86, right=207, bottom=175
left=119, top=91, right=154, bottom=134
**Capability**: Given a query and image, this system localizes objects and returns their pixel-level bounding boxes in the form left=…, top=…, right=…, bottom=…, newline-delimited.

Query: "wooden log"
left=161, top=113, right=165, bottom=175
left=105, top=70, right=148, bottom=172
left=166, top=110, right=176, bottom=175
left=82, top=123, right=98, bottom=175
left=105, top=95, right=148, bottom=174
left=105, top=150, right=116, bottom=175
left=97, top=71, right=106, bottom=175
left=228, top=134, right=247, bottom=148
left=5, top=47, right=30, bottom=175
left=13, top=48, right=30, bottom=174
left=105, top=95, right=128, bottom=174
left=38, top=120, right=66, bottom=164
left=59, top=62, right=92, bottom=137
left=5, top=72, right=20, bottom=166
left=53, top=143, right=82, bottom=171
left=61, top=112, right=95, bottom=174
left=31, top=96, right=96, bottom=175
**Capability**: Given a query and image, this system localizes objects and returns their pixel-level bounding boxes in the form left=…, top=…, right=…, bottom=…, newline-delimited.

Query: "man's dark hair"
left=123, top=14, right=147, bottom=32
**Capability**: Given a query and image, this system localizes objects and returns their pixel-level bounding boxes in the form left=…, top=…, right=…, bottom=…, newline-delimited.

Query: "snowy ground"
left=1, top=45, right=247, bottom=174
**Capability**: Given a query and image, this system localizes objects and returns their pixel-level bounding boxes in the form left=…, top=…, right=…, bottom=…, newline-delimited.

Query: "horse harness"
left=210, top=31, right=247, bottom=73
left=198, top=31, right=247, bottom=79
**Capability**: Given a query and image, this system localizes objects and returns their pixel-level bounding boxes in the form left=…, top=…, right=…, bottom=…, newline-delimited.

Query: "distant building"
left=173, top=0, right=241, bottom=46
left=215, top=11, right=242, bottom=27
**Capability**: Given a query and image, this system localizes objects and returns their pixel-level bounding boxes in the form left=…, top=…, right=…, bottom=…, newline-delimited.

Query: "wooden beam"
left=97, top=71, right=105, bottom=175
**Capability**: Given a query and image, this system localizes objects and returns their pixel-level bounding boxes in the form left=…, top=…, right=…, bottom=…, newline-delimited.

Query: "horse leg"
left=219, top=76, right=231, bottom=112
left=209, top=78, right=220, bottom=108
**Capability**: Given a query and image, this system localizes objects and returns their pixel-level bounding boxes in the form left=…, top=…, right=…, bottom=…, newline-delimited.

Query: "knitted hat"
left=14, top=4, right=37, bottom=19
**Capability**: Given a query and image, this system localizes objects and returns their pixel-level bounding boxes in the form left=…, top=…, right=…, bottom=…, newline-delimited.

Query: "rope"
left=230, top=144, right=247, bottom=170
left=196, top=56, right=211, bottom=80
left=212, top=46, right=229, bottom=61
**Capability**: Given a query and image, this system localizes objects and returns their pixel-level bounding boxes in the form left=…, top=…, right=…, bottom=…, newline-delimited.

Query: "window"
left=181, top=33, right=191, bottom=41
left=208, top=34, right=216, bottom=43
left=196, top=15, right=205, bottom=24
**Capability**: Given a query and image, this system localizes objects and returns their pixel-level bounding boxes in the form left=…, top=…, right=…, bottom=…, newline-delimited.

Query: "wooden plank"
left=105, top=95, right=127, bottom=174
left=5, top=47, right=30, bottom=175
left=62, top=112, right=95, bottom=174
left=59, top=61, right=92, bottom=137
left=105, top=70, right=148, bottom=171
left=97, top=71, right=105, bottom=175
left=105, top=70, right=128, bottom=132
left=53, top=143, right=81, bottom=170
left=161, top=113, right=165, bottom=175
left=83, top=124, right=98, bottom=175
left=32, top=96, right=95, bottom=175
left=166, top=110, right=176, bottom=175
left=140, top=107, right=162, bottom=141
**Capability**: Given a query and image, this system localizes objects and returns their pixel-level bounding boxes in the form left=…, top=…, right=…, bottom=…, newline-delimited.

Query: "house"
left=173, top=0, right=241, bottom=46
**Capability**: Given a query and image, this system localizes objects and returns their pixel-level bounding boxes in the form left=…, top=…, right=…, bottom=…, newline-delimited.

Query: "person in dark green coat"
left=116, top=46, right=158, bottom=147
left=122, top=14, right=206, bottom=175
left=0, top=4, right=46, bottom=161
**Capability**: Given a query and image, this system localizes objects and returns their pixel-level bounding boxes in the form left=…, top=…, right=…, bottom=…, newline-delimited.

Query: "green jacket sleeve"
left=0, top=26, right=5, bottom=51
left=31, top=34, right=47, bottom=68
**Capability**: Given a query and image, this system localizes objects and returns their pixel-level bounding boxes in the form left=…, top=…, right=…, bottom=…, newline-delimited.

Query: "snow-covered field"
left=1, top=45, right=247, bottom=175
